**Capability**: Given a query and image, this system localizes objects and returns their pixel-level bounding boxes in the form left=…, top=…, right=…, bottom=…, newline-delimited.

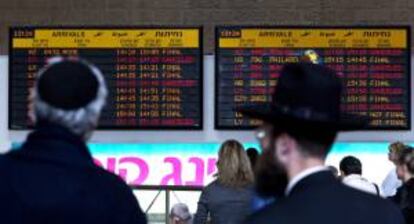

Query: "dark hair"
left=246, top=147, right=259, bottom=169
left=389, top=141, right=407, bottom=155
left=397, top=146, right=414, bottom=167
left=339, top=156, right=362, bottom=175
left=274, top=127, right=337, bottom=158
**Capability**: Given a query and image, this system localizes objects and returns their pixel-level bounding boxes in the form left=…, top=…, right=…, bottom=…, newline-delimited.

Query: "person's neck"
left=287, top=157, right=325, bottom=180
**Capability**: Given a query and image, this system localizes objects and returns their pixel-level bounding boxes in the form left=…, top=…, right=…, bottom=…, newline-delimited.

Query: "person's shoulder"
left=202, top=180, right=237, bottom=197
left=375, top=197, right=405, bottom=223
left=0, top=147, right=35, bottom=163
left=92, top=166, right=144, bottom=210
left=204, top=180, right=251, bottom=192
left=0, top=151, right=17, bottom=169
left=89, top=166, right=135, bottom=197
left=90, top=166, right=146, bottom=223
left=247, top=185, right=404, bottom=224
left=204, top=179, right=220, bottom=189
left=0, top=153, right=8, bottom=162
left=202, top=180, right=220, bottom=194
left=339, top=182, right=380, bottom=200
left=340, top=184, right=404, bottom=221
left=0, top=154, right=11, bottom=178
left=93, top=166, right=129, bottom=185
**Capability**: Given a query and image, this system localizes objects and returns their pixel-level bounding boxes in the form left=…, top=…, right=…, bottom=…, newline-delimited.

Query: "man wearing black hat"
left=242, top=63, right=404, bottom=224
left=0, top=57, right=147, bottom=224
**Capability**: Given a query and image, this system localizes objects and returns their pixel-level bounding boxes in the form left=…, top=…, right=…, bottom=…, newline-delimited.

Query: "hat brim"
left=237, top=104, right=369, bottom=131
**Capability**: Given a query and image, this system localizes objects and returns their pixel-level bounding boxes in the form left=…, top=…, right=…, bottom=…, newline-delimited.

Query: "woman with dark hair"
left=193, top=140, right=254, bottom=224
left=390, top=146, right=414, bottom=223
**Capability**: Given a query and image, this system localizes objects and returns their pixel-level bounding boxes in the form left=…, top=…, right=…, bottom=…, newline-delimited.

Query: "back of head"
left=246, top=147, right=259, bottom=170
left=290, top=132, right=337, bottom=159
left=402, top=150, right=414, bottom=175
left=390, top=142, right=406, bottom=153
left=397, top=146, right=414, bottom=169
left=339, top=156, right=362, bottom=176
left=217, top=140, right=254, bottom=188
left=170, top=203, right=192, bottom=224
left=395, top=146, right=414, bottom=182
left=32, top=57, right=107, bottom=140
left=389, top=141, right=408, bottom=162
left=275, top=63, right=340, bottom=158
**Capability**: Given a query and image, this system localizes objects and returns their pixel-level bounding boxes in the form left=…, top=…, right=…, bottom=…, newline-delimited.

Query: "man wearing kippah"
left=242, top=63, right=404, bottom=224
left=0, top=57, right=147, bottom=224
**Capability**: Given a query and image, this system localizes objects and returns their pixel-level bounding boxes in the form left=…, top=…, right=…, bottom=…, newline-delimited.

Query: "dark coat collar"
left=10, top=122, right=94, bottom=168
left=406, top=178, right=414, bottom=187
left=288, top=170, right=338, bottom=196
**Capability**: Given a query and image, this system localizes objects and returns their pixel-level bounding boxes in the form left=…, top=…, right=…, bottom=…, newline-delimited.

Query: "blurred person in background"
left=390, top=146, right=414, bottom=223
left=328, top=165, right=339, bottom=179
left=253, top=124, right=287, bottom=200
left=382, top=142, right=407, bottom=197
left=193, top=140, right=254, bottom=224
left=0, top=57, right=146, bottom=224
left=340, top=156, right=380, bottom=195
left=249, top=136, right=277, bottom=211
left=240, top=63, right=404, bottom=224
left=246, top=147, right=259, bottom=170
left=170, top=203, right=193, bottom=224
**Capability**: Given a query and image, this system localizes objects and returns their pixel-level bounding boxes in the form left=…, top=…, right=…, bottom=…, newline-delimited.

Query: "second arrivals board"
left=215, top=26, right=411, bottom=130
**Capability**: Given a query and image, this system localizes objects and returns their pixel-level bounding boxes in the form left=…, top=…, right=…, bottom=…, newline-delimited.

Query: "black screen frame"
left=214, top=25, right=412, bottom=131
left=9, top=26, right=204, bottom=130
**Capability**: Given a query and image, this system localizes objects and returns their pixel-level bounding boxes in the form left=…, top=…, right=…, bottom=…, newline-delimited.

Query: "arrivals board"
left=215, top=26, right=410, bottom=130
left=10, top=27, right=203, bottom=129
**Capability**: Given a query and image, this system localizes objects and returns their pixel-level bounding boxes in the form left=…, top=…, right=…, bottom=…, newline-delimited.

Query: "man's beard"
left=254, top=147, right=289, bottom=198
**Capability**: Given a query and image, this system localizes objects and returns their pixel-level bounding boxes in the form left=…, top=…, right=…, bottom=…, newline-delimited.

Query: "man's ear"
left=274, top=133, right=296, bottom=163
left=28, top=88, right=36, bottom=124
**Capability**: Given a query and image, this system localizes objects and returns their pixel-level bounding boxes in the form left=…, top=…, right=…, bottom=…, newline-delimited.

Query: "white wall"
left=0, top=56, right=9, bottom=153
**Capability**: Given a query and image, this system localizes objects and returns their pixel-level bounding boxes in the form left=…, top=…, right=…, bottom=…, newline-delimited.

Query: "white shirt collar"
left=343, top=174, right=363, bottom=180
left=285, top=165, right=329, bottom=195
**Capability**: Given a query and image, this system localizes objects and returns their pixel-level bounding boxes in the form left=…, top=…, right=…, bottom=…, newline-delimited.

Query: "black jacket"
left=247, top=171, right=404, bottom=224
left=390, top=178, right=414, bottom=224
left=0, top=123, right=147, bottom=224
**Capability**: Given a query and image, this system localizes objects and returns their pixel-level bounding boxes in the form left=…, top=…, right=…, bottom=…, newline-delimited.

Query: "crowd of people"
left=189, top=140, right=414, bottom=224
left=0, top=57, right=412, bottom=224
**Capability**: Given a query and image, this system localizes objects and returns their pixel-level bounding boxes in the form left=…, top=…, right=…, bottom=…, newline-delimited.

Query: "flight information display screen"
left=10, top=27, right=203, bottom=129
left=216, top=26, right=410, bottom=130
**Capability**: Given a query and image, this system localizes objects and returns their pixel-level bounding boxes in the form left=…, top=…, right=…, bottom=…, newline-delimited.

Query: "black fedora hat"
left=238, top=63, right=369, bottom=131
